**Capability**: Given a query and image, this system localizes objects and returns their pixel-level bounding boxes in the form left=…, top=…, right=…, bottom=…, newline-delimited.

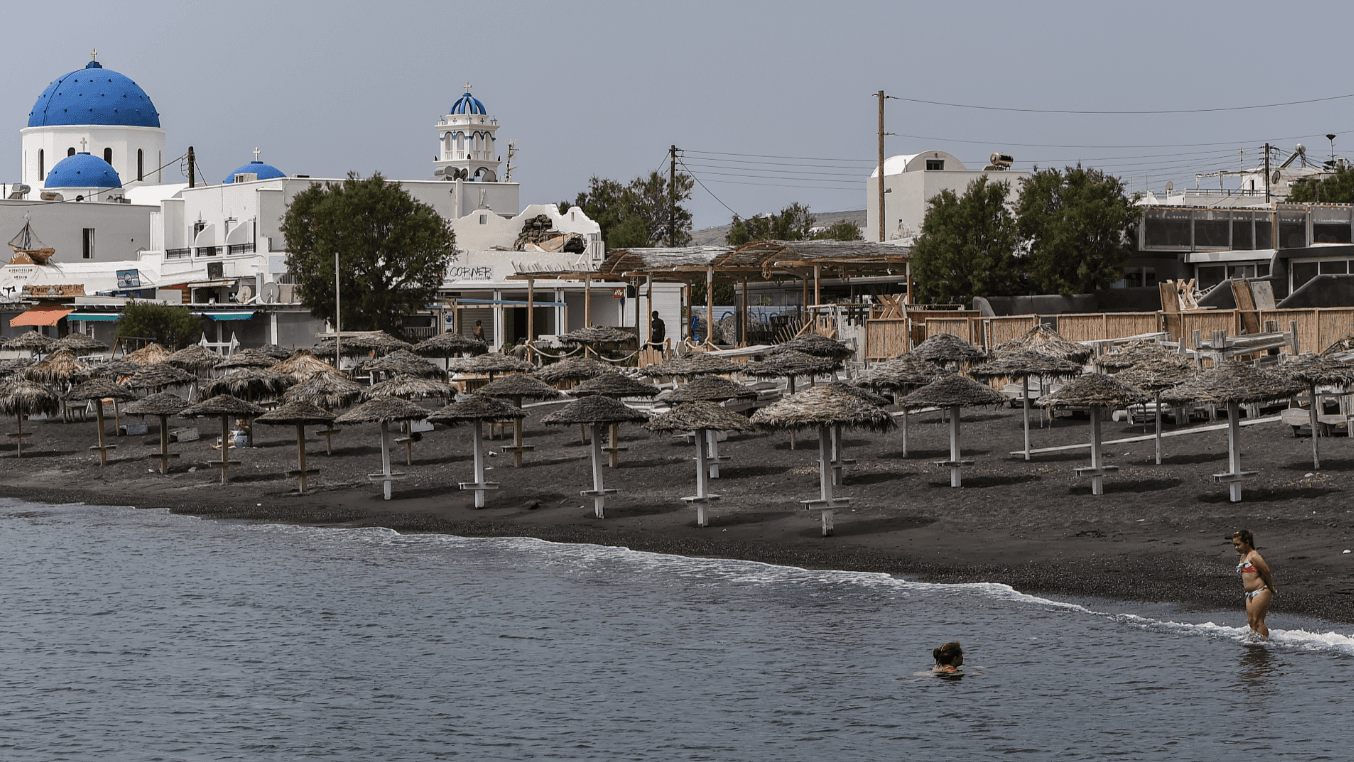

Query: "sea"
left=2, top=498, right=1352, bottom=761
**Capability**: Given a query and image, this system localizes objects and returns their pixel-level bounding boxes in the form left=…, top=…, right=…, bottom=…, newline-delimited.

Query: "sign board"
left=613, top=288, right=625, bottom=299
left=116, top=269, right=141, bottom=289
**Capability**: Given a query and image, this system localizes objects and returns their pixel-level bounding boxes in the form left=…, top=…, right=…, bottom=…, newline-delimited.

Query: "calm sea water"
left=2, top=498, right=1352, bottom=761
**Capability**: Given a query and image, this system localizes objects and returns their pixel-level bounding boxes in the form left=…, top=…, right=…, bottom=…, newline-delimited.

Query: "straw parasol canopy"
left=166, top=344, right=221, bottom=372
left=126, top=392, right=191, bottom=474
left=357, top=349, right=444, bottom=379
left=543, top=395, right=650, bottom=426
left=63, top=379, right=133, bottom=466
left=0, top=379, right=60, bottom=456
left=448, top=352, right=536, bottom=378
left=23, top=350, right=92, bottom=385
left=125, top=364, right=197, bottom=391
left=1094, top=340, right=1177, bottom=371
left=361, top=374, right=452, bottom=401
left=666, top=375, right=757, bottom=403
left=283, top=373, right=364, bottom=410
left=0, top=359, right=33, bottom=381
left=335, top=396, right=430, bottom=425
left=1109, top=355, right=1198, bottom=465
left=534, top=356, right=610, bottom=385
left=853, top=354, right=946, bottom=392
left=272, top=349, right=341, bottom=383
left=638, top=352, right=742, bottom=379
left=900, top=375, right=1008, bottom=410
left=571, top=372, right=661, bottom=399
left=428, top=394, right=528, bottom=425
left=215, top=348, right=279, bottom=370
left=347, top=331, right=415, bottom=355
left=970, top=350, right=1083, bottom=382
left=770, top=333, right=854, bottom=360
left=910, top=332, right=987, bottom=366
left=827, top=381, right=891, bottom=408
left=3, top=330, right=54, bottom=352
left=993, top=323, right=1092, bottom=364
left=559, top=325, right=636, bottom=347
left=203, top=367, right=292, bottom=401
left=1162, top=362, right=1303, bottom=502
left=181, top=394, right=268, bottom=483
left=90, top=360, right=141, bottom=380
left=50, top=333, right=108, bottom=356
left=751, top=385, right=896, bottom=434
left=743, top=349, right=841, bottom=380
left=1275, top=354, right=1354, bottom=469
left=255, top=400, right=337, bottom=493
left=413, top=332, right=488, bottom=358
left=476, top=373, right=563, bottom=401
left=646, top=401, right=752, bottom=434
left=256, top=344, right=295, bottom=360
left=124, top=342, right=172, bottom=365
left=1037, top=374, right=1149, bottom=410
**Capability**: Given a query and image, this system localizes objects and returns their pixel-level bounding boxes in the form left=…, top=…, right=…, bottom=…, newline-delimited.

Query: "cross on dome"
left=80, top=137, right=87, bottom=151
left=253, top=147, right=261, bottom=162
left=90, top=48, right=98, bottom=63
left=464, top=81, right=472, bottom=91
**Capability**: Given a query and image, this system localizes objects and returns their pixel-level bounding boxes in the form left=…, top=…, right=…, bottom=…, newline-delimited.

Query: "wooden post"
left=818, top=424, right=834, bottom=536
left=379, top=421, right=393, bottom=500
left=1308, top=381, right=1321, bottom=469
left=583, top=273, right=592, bottom=329
left=895, top=391, right=909, bottom=457
left=787, top=377, right=797, bottom=449
left=94, top=402, right=108, bottom=466
left=706, top=429, right=721, bottom=479
left=1227, top=402, right=1243, bottom=502
left=1022, top=377, right=1032, bottom=461
left=741, top=278, right=750, bottom=347
left=526, top=277, right=535, bottom=360
left=813, top=264, right=821, bottom=309
left=608, top=422, right=620, bottom=468
left=472, top=419, right=486, bottom=508
left=801, top=276, right=809, bottom=325
left=705, top=266, right=714, bottom=346
left=295, top=423, right=310, bottom=493
left=1153, top=391, right=1164, bottom=465
left=511, top=395, right=526, bottom=467
left=694, top=428, right=711, bottom=527
left=1089, top=406, right=1104, bottom=496
left=219, top=416, right=230, bottom=484
left=949, top=406, right=962, bottom=487
left=14, top=414, right=24, bottom=457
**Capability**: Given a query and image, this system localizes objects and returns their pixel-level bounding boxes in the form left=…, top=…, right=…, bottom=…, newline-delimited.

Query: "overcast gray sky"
left=7, top=0, right=1354, bottom=229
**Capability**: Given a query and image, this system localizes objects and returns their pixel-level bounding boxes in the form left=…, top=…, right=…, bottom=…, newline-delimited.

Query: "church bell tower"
left=434, top=84, right=502, bottom=182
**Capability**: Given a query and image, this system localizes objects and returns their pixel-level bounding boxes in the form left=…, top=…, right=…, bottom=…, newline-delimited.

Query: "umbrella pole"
left=114, top=399, right=122, bottom=435
left=380, top=420, right=393, bottom=500
left=706, top=429, right=720, bottom=479
left=1309, top=381, right=1321, bottom=470
left=512, top=395, right=525, bottom=467
left=220, top=415, right=230, bottom=484
left=694, top=428, right=710, bottom=527
left=159, top=414, right=171, bottom=474
left=788, top=378, right=797, bottom=449
left=831, top=423, right=845, bottom=486
left=404, top=420, right=413, bottom=466
left=1022, top=380, right=1031, bottom=461
left=472, top=419, right=486, bottom=508
left=608, top=422, right=620, bottom=468
left=817, top=424, right=834, bottom=536
left=295, top=423, right=309, bottom=494
left=94, top=402, right=108, bottom=466
left=1227, top=402, right=1243, bottom=502
left=1153, top=391, right=1163, bottom=466
left=1089, top=406, right=1103, bottom=496
left=949, top=406, right=962, bottom=488
left=14, top=414, right=23, bottom=457
left=589, top=423, right=606, bottom=518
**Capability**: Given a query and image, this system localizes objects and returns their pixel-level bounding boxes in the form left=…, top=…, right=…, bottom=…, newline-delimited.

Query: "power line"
left=888, top=130, right=1341, bottom=150
left=684, top=149, right=876, bottom=163
left=895, top=93, right=1354, bottom=115
left=676, top=157, right=743, bottom=218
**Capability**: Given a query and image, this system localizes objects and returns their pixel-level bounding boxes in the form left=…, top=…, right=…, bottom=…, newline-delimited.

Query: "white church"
left=2, top=54, right=679, bottom=351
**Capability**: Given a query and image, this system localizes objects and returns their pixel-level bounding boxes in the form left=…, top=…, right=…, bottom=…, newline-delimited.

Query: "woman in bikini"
left=1232, top=529, right=1276, bottom=637
left=932, top=641, right=964, bottom=673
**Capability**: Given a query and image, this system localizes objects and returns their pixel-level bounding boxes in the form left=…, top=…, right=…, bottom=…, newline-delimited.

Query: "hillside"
left=690, top=209, right=867, bottom=246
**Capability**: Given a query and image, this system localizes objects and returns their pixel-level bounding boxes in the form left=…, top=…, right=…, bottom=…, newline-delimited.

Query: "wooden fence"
left=864, top=307, right=1354, bottom=360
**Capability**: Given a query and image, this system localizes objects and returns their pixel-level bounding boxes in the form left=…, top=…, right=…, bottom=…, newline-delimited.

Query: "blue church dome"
left=451, top=91, right=487, bottom=115
left=45, top=152, right=122, bottom=189
left=28, top=61, right=160, bottom=128
left=223, top=160, right=286, bottom=183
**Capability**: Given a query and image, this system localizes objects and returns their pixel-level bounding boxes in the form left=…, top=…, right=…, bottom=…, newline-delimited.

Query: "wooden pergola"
left=508, top=241, right=910, bottom=349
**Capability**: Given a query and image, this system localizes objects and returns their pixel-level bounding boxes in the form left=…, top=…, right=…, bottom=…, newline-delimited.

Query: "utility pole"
left=669, top=145, right=678, bottom=247
left=334, top=251, right=341, bottom=363
left=504, top=141, right=516, bottom=182
left=187, top=146, right=195, bottom=189
left=877, top=91, right=886, bottom=242
left=1264, top=143, right=1271, bottom=204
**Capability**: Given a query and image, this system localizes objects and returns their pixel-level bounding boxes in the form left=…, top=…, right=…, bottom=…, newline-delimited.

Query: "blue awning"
left=451, top=298, right=568, bottom=307
left=68, top=313, right=120, bottom=322
left=197, top=311, right=256, bottom=321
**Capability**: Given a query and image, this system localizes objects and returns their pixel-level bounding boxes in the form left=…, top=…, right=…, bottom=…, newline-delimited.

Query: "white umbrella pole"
left=694, top=428, right=710, bottom=527
left=589, top=423, right=607, bottom=518
left=949, top=406, right=962, bottom=488
left=1089, top=406, right=1103, bottom=496
left=472, top=419, right=486, bottom=508
left=1309, top=382, right=1321, bottom=470
left=1022, top=379, right=1031, bottom=461
left=1228, top=402, right=1243, bottom=502
left=379, top=421, right=393, bottom=500
left=1154, top=391, right=1163, bottom=465
left=706, top=429, right=720, bottom=479
left=818, top=424, right=834, bottom=536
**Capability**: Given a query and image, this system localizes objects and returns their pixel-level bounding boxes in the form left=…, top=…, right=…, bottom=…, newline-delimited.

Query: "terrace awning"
left=197, top=310, right=256, bottom=321
left=68, top=312, right=120, bottom=322
left=10, top=306, right=72, bottom=326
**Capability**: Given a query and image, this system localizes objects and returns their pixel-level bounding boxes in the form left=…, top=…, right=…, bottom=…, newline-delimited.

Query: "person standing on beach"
left=648, top=311, right=665, bottom=355
left=1232, top=529, right=1276, bottom=638
left=472, top=320, right=485, bottom=343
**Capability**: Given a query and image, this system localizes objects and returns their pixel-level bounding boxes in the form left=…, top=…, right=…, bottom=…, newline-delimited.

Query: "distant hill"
left=690, top=209, right=868, bottom=246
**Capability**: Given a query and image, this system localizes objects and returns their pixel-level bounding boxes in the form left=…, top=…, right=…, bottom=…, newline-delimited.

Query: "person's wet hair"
left=933, top=641, right=963, bottom=667
left=1233, top=529, right=1255, bottom=549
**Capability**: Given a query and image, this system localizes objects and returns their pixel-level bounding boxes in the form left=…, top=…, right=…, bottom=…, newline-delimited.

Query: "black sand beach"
left=4, top=400, right=1353, bottom=622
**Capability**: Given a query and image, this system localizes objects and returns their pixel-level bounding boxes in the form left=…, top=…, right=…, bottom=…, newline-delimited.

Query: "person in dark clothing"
left=649, top=312, right=666, bottom=353
left=472, top=320, right=485, bottom=342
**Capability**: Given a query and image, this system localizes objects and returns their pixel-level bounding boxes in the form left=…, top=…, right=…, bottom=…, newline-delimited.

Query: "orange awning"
left=10, top=306, right=73, bottom=327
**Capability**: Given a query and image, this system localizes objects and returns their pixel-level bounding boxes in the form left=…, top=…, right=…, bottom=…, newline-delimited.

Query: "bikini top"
left=1237, top=554, right=1258, bottom=575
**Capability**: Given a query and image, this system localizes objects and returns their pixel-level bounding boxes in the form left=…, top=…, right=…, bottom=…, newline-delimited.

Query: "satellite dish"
left=1165, top=181, right=1174, bottom=192
left=261, top=282, right=281, bottom=303
left=236, top=285, right=253, bottom=303
left=1296, top=143, right=1306, bottom=156
left=1272, top=170, right=1282, bottom=184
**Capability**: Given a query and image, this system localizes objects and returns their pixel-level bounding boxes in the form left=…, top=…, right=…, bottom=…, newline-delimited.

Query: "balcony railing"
left=165, top=248, right=191, bottom=260
left=227, top=243, right=256, bottom=256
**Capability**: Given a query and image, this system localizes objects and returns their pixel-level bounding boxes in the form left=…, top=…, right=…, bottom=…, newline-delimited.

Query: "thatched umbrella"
left=334, top=397, right=430, bottom=500
left=1037, top=375, right=1149, bottom=495
left=1114, top=355, right=1198, bottom=465
left=663, top=375, right=759, bottom=478
left=256, top=344, right=295, bottom=361
left=3, top=330, right=54, bottom=356
left=969, top=350, right=1083, bottom=461
left=64, top=379, right=138, bottom=465
left=166, top=344, right=221, bottom=372
left=1320, top=337, right=1354, bottom=358
left=357, top=349, right=444, bottom=380
left=125, top=392, right=190, bottom=473
left=534, top=356, right=609, bottom=387
left=993, top=323, right=1092, bottom=364
left=25, top=350, right=93, bottom=422
left=414, top=332, right=489, bottom=381
left=214, top=348, right=279, bottom=370
left=0, top=379, right=59, bottom=456
left=476, top=373, right=563, bottom=466
left=126, top=364, right=197, bottom=392
left=283, top=373, right=363, bottom=455
left=272, top=349, right=340, bottom=383
left=50, top=333, right=108, bottom=357
left=910, top=332, right=987, bottom=368
left=91, top=360, right=141, bottom=380
left=255, top=401, right=335, bottom=494
left=203, top=367, right=291, bottom=401
left=821, top=382, right=890, bottom=484
left=360, top=374, right=451, bottom=465
left=0, top=359, right=33, bottom=381
left=853, top=354, right=946, bottom=457
left=742, top=350, right=841, bottom=449
left=1161, top=363, right=1303, bottom=502
left=125, top=342, right=171, bottom=365
left=901, top=375, right=1008, bottom=487
left=1276, top=355, right=1354, bottom=469
left=428, top=395, right=527, bottom=507
left=646, top=402, right=753, bottom=527
left=750, top=386, right=895, bottom=536
left=1094, top=340, right=1177, bottom=372
left=638, top=352, right=742, bottom=380
left=542, top=396, right=649, bottom=518
left=559, top=325, right=635, bottom=358
left=571, top=373, right=660, bottom=466
left=448, top=352, right=535, bottom=382
left=770, top=333, right=854, bottom=361
left=180, top=394, right=266, bottom=484
left=345, top=331, right=414, bottom=356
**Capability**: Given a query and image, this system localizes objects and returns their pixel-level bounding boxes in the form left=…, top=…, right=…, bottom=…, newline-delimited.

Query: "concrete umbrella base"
left=800, top=424, right=850, bottom=536
left=8, top=415, right=33, bottom=456
left=457, top=419, right=500, bottom=508
left=934, top=406, right=974, bottom=488
left=1073, top=406, right=1119, bottom=496
left=1213, top=401, right=1257, bottom=502
left=368, top=421, right=406, bottom=500
left=681, top=428, right=721, bottom=527
left=149, top=414, right=179, bottom=474
left=581, top=423, right=617, bottom=517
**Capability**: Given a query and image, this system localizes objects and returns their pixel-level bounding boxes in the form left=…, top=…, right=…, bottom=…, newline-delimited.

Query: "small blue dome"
left=45, top=152, right=122, bottom=189
left=223, top=160, right=286, bottom=183
left=28, top=61, right=160, bottom=128
left=451, top=91, right=487, bottom=115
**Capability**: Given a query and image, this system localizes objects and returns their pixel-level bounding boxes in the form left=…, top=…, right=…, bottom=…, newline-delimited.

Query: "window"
left=103, top=147, right=112, bottom=165
left=1313, top=223, right=1352, bottom=244
left=1319, top=260, right=1348, bottom=275
left=925, top=159, right=945, bottom=171
left=82, top=228, right=95, bottom=259
left=68, top=147, right=76, bottom=157
left=1291, top=261, right=1319, bottom=291
left=1231, top=219, right=1253, bottom=250
left=38, top=149, right=43, bottom=180
left=137, top=149, right=143, bottom=181
left=1197, top=264, right=1226, bottom=290
left=479, top=214, right=487, bottom=224
left=1254, top=220, right=1273, bottom=249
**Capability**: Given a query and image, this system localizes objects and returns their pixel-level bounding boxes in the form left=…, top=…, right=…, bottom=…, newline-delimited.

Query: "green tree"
left=726, top=202, right=816, bottom=246
left=282, top=173, right=457, bottom=338
left=812, top=220, right=864, bottom=241
left=565, top=171, right=694, bottom=249
left=117, top=301, right=202, bottom=349
left=911, top=176, right=1022, bottom=304
left=1288, top=164, right=1354, bottom=204
left=1015, top=166, right=1139, bottom=296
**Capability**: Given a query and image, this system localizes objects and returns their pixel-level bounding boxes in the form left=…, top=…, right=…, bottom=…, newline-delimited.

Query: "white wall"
left=0, top=198, right=156, bottom=264
left=21, top=124, right=166, bottom=189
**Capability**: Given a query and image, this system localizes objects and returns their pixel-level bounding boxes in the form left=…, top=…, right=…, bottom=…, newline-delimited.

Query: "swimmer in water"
left=932, top=641, right=963, bottom=673
left=1231, top=529, right=1276, bottom=638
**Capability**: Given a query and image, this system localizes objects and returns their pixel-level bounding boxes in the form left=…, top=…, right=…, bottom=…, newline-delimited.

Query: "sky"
left=6, top=0, right=1354, bottom=230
